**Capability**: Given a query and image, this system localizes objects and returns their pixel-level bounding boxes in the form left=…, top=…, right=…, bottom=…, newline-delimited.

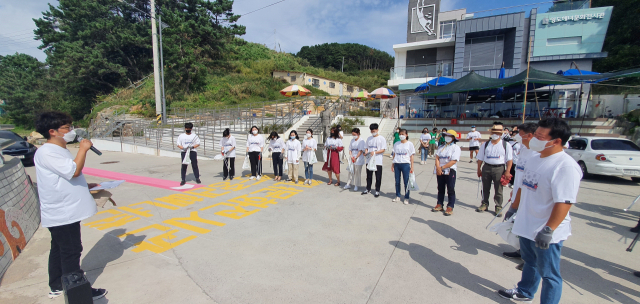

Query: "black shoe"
left=180, top=181, right=186, bottom=186
left=498, top=288, right=532, bottom=301
left=92, top=288, right=108, bottom=300
left=631, top=225, right=640, bottom=233
left=230, top=176, right=234, bottom=180
left=503, top=251, right=522, bottom=259
left=223, top=176, right=228, bottom=181
left=196, top=179, right=201, bottom=184
left=374, top=191, right=380, bottom=198
left=361, top=190, right=369, bottom=195
left=634, top=271, right=640, bottom=278
left=516, top=263, right=524, bottom=271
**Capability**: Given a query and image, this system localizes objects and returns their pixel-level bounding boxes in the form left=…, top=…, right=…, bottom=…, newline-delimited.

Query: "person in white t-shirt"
left=177, top=122, right=201, bottom=186
left=219, top=128, right=237, bottom=180
left=284, top=130, right=302, bottom=183
left=34, top=111, right=107, bottom=300
left=267, top=131, right=285, bottom=181
left=498, top=118, right=582, bottom=304
left=322, top=127, right=343, bottom=186
left=345, top=128, right=366, bottom=191
left=302, top=129, right=318, bottom=185
left=246, top=126, right=265, bottom=180
left=362, top=123, right=387, bottom=197
left=466, top=126, right=481, bottom=163
left=418, top=128, right=431, bottom=164
left=431, top=130, right=462, bottom=216
left=476, top=122, right=513, bottom=216
left=391, top=129, right=415, bottom=205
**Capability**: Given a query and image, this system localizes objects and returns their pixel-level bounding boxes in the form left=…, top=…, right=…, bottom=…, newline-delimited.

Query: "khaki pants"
left=346, top=164, right=363, bottom=188
left=288, top=162, right=299, bottom=182
left=429, top=143, right=437, bottom=156
left=481, top=164, right=505, bottom=208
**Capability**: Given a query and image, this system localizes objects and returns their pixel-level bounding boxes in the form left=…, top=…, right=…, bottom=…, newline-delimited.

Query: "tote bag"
left=309, top=151, right=318, bottom=165
left=182, top=148, right=192, bottom=165
left=366, top=155, right=377, bottom=171
left=242, top=153, right=250, bottom=170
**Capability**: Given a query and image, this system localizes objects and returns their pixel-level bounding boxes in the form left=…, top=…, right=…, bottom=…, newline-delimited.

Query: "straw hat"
left=490, top=123, right=504, bottom=133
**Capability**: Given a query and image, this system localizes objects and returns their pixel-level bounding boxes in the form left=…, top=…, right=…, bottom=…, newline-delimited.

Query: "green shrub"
left=332, top=117, right=365, bottom=133
left=348, top=109, right=380, bottom=117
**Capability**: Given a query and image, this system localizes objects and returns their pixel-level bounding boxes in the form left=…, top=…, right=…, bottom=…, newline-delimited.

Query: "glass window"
left=463, top=35, right=504, bottom=72
left=329, top=82, right=335, bottom=89
left=0, top=131, right=24, bottom=141
left=291, top=76, right=296, bottom=82
left=439, top=20, right=456, bottom=39
left=591, top=139, right=640, bottom=151
left=312, top=78, right=320, bottom=88
left=568, top=139, right=587, bottom=150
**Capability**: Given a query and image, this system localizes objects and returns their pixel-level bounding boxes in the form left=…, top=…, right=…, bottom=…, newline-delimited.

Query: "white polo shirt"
left=35, top=144, right=97, bottom=228
left=247, top=134, right=265, bottom=152
left=512, top=151, right=582, bottom=243
left=477, top=140, right=513, bottom=165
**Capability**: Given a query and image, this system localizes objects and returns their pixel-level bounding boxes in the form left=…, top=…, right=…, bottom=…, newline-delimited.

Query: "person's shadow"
left=392, top=240, right=503, bottom=302
left=81, top=228, right=146, bottom=284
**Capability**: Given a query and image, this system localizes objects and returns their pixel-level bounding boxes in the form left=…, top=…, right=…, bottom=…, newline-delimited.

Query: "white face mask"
left=372, top=132, right=378, bottom=136
left=61, top=129, right=77, bottom=142
left=490, top=134, right=500, bottom=141
left=306, top=133, right=311, bottom=138
left=252, top=130, right=258, bottom=135
left=290, top=136, right=296, bottom=140
left=471, top=128, right=476, bottom=132
left=399, top=135, right=406, bottom=141
left=513, top=134, right=523, bottom=143
left=529, top=137, right=552, bottom=152
left=352, top=134, right=358, bottom=138
left=445, top=136, right=453, bottom=143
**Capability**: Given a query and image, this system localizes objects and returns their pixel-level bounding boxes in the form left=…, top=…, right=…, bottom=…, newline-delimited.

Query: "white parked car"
left=566, top=137, right=640, bottom=182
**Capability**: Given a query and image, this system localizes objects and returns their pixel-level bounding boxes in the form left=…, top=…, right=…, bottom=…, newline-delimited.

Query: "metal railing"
left=390, top=62, right=453, bottom=81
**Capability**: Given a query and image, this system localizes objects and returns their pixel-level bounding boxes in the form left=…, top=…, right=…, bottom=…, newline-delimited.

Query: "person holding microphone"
left=34, top=111, right=107, bottom=300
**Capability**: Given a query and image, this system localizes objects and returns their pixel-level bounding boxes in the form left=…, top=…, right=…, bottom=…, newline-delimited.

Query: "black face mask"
left=185, top=129, right=192, bottom=134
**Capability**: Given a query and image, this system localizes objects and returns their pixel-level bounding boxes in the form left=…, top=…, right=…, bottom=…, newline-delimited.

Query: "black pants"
left=272, top=152, right=283, bottom=176
left=48, top=222, right=83, bottom=291
left=223, top=157, right=235, bottom=178
left=181, top=151, right=200, bottom=181
left=248, top=151, right=262, bottom=176
left=509, top=165, right=516, bottom=186
left=366, top=165, right=383, bottom=192
left=437, top=169, right=457, bottom=208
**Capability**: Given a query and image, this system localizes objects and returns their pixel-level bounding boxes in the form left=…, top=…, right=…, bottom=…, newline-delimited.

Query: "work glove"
left=534, top=226, right=554, bottom=250
left=504, top=207, right=517, bottom=221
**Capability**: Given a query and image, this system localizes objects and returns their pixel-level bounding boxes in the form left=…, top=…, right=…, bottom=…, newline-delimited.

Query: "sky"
left=0, top=0, right=555, bottom=62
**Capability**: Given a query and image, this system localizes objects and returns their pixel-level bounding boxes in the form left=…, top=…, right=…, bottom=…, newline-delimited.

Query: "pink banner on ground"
left=82, top=167, right=206, bottom=192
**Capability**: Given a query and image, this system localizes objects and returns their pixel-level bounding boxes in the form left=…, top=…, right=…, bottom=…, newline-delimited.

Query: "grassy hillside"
left=94, top=39, right=390, bottom=119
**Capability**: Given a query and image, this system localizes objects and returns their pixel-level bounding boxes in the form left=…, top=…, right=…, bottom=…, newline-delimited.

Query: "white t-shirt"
left=268, top=138, right=285, bottom=153
left=436, top=143, right=462, bottom=171
left=477, top=140, right=514, bottom=165
left=512, top=147, right=539, bottom=202
left=177, top=133, right=201, bottom=152
left=301, top=138, right=318, bottom=163
left=219, top=136, right=237, bottom=158
left=366, top=136, right=387, bottom=166
left=285, top=139, right=302, bottom=164
left=512, top=151, right=582, bottom=243
left=325, top=138, right=343, bottom=150
left=35, top=144, right=97, bottom=228
left=511, top=142, right=522, bottom=165
left=350, top=137, right=366, bottom=166
left=466, top=131, right=482, bottom=147
left=392, top=141, right=416, bottom=164
left=247, top=134, right=265, bottom=152
left=419, top=133, right=432, bottom=146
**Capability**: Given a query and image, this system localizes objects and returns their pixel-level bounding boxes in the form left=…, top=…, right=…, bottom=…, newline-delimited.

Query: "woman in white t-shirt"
left=285, top=130, right=302, bottom=183
left=268, top=131, right=285, bottom=181
left=322, top=127, right=343, bottom=186
left=419, top=128, right=431, bottom=164
left=246, top=126, right=265, bottom=180
left=391, top=129, right=415, bottom=205
left=219, top=128, right=237, bottom=180
left=301, top=129, right=318, bottom=185
left=432, top=130, right=462, bottom=216
left=344, top=128, right=366, bottom=191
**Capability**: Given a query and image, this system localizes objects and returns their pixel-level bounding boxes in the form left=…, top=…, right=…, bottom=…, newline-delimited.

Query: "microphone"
left=77, top=136, right=102, bottom=156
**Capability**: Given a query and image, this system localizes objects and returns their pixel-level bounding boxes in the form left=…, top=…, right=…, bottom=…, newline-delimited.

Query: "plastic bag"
left=347, top=155, right=354, bottom=174
left=242, top=154, right=250, bottom=170
left=322, top=149, right=328, bottom=162
left=182, top=148, right=192, bottom=165
left=283, top=160, right=289, bottom=171
left=366, top=155, right=377, bottom=171
left=408, top=173, right=419, bottom=192
left=213, top=154, right=224, bottom=161
left=489, top=217, right=520, bottom=249
left=309, top=151, right=318, bottom=165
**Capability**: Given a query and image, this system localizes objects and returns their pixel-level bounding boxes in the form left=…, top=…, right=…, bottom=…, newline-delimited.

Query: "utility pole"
left=341, top=57, right=344, bottom=73
left=150, top=0, right=162, bottom=122
left=159, top=14, right=168, bottom=124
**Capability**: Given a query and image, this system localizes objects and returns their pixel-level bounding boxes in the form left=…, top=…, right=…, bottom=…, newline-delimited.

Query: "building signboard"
left=542, top=12, right=606, bottom=25
left=411, top=1, right=436, bottom=35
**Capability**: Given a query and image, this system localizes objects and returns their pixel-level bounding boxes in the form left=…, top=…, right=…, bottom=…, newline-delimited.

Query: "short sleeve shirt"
left=177, top=133, right=201, bottom=152
left=392, top=141, right=416, bottom=164
left=466, top=131, right=482, bottom=147
left=350, top=138, right=366, bottom=165
left=219, top=136, right=237, bottom=158
left=301, top=138, right=318, bottom=163
left=436, top=143, right=462, bottom=171
left=247, top=134, right=265, bottom=152
left=420, top=133, right=431, bottom=145
left=477, top=140, right=514, bottom=165
left=269, top=138, right=285, bottom=153
left=366, top=136, right=387, bottom=166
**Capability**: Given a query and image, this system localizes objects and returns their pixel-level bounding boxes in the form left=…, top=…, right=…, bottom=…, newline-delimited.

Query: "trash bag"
left=408, top=173, right=419, bottom=192
left=366, top=155, right=377, bottom=171
left=182, top=148, right=192, bottom=165
left=322, top=148, right=328, bottom=162
left=242, top=154, right=250, bottom=170
left=283, top=160, right=289, bottom=171
left=347, top=155, right=354, bottom=174
left=489, top=217, right=520, bottom=249
left=213, top=154, right=224, bottom=161
left=309, top=151, right=318, bottom=165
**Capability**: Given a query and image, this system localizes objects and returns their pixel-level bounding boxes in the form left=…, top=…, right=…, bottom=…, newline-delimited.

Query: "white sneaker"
left=344, top=184, right=351, bottom=190
left=392, top=197, right=401, bottom=203
left=250, top=176, right=256, bottom=180
left=403, top=199, right=410, bottom=205
left=354, top=186, right=358, bottom=191
left=257, top=175, right=261, bottom=180
left=48, top=290, right=63, bottom=299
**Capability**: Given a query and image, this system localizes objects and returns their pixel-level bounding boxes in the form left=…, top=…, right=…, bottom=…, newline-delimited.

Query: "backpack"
left=484, top=139, right=508, bottom=154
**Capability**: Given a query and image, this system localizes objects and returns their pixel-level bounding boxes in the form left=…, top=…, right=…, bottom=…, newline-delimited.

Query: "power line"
left=240, top=0, right=287, bottom=16
left=0, top=29, right=38, bottom=39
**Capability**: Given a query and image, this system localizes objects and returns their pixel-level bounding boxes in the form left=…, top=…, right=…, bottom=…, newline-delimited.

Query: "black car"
left=0, top=131, right=37, bottom=167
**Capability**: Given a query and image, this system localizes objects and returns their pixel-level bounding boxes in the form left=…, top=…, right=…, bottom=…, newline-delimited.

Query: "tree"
left=296, top=43, right=394, bottom=73
left=0, top=54, right=50, bottom=127
left=592, top=0, right=640, bottom=72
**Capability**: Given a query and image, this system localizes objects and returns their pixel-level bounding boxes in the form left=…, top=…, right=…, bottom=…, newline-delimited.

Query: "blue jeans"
left=394, top=163, right=411, bottom=199
left=420, top=146, right=429, bottom=161
left=517, top=238, right=564, bottom=304
left=304, top=162, right=314, bottom=180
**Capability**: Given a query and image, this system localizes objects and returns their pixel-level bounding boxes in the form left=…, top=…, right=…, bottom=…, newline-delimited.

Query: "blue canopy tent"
left=414, top=77, right=457, bottom=92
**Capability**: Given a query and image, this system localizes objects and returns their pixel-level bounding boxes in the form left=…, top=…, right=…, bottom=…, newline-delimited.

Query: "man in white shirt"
left=362, top=123, right=387, bottom=197
left=476, top=122, right=513, bottom=216
left=466, top=126, right=481, bottom=163
left=34, top=111, right=107, bottom=300
left=177, top=122, right=201, bottom=186
left=499, top=118, right=582, bottom=304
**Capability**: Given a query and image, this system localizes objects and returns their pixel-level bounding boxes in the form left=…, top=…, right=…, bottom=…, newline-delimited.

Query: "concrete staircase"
left=295, top=115, right=322, bottom=137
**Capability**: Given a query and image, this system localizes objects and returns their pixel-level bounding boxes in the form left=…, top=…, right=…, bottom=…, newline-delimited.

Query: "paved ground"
left=1, top=148, right=640, bottom=304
